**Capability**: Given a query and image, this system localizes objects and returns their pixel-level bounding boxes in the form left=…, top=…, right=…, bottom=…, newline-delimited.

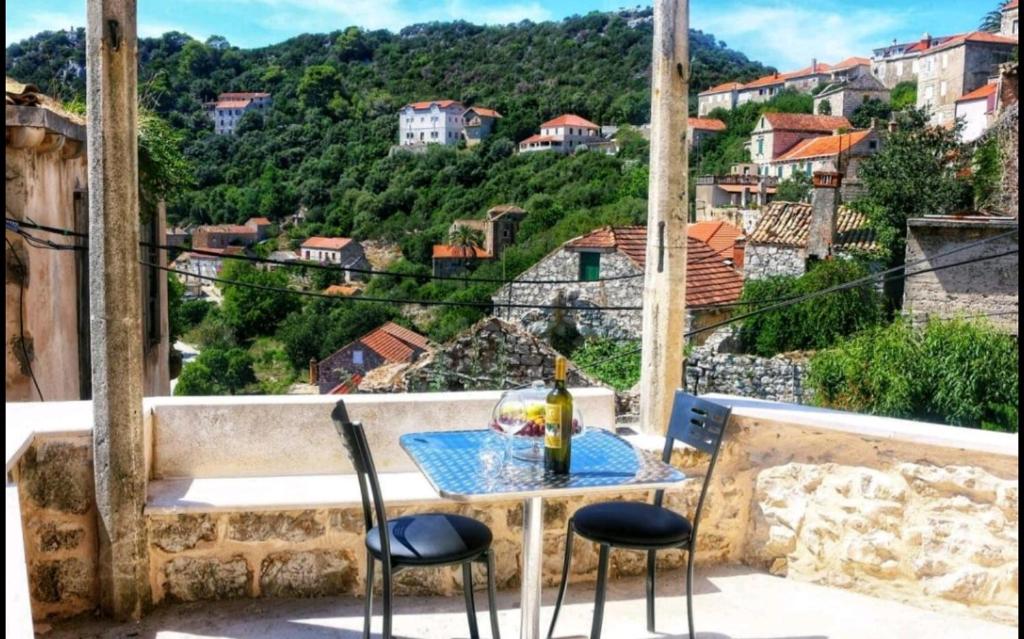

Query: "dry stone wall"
left=743, top=244, right=806, bottom=279
left=685, top=328, right=810, bottom=404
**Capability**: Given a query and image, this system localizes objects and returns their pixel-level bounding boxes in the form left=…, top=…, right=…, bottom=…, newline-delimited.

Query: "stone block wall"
left=685, top=329, right=810, bottom=404
left=14, top=435, right=99, bottom=621
left=743, top=244, right=806, bottom=280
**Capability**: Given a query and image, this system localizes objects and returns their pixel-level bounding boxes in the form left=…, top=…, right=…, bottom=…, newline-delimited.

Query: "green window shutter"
left=579, top=252, right=601, bottom=282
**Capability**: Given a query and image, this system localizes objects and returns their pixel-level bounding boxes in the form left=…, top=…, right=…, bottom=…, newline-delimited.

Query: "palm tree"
left=980, top=3, right=1004, bottom=32
left=448, top=224, right=486, bottom=258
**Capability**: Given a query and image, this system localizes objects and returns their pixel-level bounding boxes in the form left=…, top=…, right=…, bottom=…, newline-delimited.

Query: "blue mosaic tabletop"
left=399, top=429, right=686, bottom=501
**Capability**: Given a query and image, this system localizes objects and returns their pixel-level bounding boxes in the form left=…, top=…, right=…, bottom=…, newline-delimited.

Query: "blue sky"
left=5, top=1, right=1000, bottom=69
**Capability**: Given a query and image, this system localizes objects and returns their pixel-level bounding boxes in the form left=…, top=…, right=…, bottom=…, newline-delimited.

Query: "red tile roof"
left=519, top=134, right=562, bottom=145
left=687, top=221, right=743, bottom=259
left=565, top=227, right=745, bottom=307
left=541, top=114, right=600, bottom=129
left=831, top=56, right=872, bottom=70
left=776, top=130, right=874, bottom=162
left=1006, top=0, right=1018, bottom=9
left=301, top=236, right=353, bottom=250
left=405, top=99, right=463, bottom=110
left=323, top=284, right=361, bottom=296
left=688, top=117, right=727, bottom=131
left=432, top=244, right=492, bottom=259
left=246, top=216, right=271, bottom=225
left=699, top=81, right=744, bottom=96
left=956, top=83, right=999, bottom=102
left=748, top=201, right=877, bottom=252
left=743, top=73, right=787, bottom=89
left=358, top=322, right=430, bottom=365
left=466, top=106, right=502, bottom=118
left=196, top=224, right=256, bottom=235
left=762, top=113, right=852, bottom=132
left=783, top=62, right=833, bottom=79
left=929, top=31, right=1019, bottom=53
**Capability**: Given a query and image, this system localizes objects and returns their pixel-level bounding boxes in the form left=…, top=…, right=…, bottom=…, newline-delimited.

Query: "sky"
left=4, top=1, right=1004, bottom=69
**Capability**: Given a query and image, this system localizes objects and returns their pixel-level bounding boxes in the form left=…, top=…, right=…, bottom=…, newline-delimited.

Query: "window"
left=940, top=81, right=948, bottom=97
left=869, top=140, right=878, bottom=151
left=942, top=53, right=948, bottom=69
left=353, top=350, right=364, bottom=365
left=579, top=252, right=601, bottom=282
left=756, top=137, right=764, bottom=156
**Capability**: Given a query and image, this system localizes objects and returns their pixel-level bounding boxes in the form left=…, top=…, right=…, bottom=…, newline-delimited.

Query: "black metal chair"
left=546, top=391, right=731, bottom=639
left=331, top=402, right=501, bottom=639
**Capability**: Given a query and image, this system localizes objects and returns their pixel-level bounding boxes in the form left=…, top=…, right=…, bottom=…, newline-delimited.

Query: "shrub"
left=808, top=318, right=1018, bottom=432
left=571, top=339, right=640, bottom=391
left=174, top=347, right=257, bottom=396
left=739, top=259, right=885, bottom=356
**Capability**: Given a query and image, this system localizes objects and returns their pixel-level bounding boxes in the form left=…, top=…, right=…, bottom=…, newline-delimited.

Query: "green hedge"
left=738, top=259, right=885, bottom=356
left=807, top=318, right=1018, bottom=432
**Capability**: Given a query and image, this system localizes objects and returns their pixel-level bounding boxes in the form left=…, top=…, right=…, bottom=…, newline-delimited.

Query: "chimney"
left=733, top=236, right=746, bottom=270
left=812, top=58, right=818, bottom=73
left=887, top=116, right=899, bottom=133
left=870, top=117, right=878, bottom=130
left=309, top=358, right=318, bottom=385
left=808, top=162, right=842, bottom=260
left=921, top=32, right=932, bottom=49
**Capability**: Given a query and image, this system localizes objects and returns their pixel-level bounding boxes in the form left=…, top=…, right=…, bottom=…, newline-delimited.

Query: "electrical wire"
left=5, top=237, right=45, bottom=400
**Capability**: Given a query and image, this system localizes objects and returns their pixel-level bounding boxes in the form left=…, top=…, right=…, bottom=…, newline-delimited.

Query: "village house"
left=192, top=224, right=258, bottom=249
left=244, top=216, right=273, bottom=240
left=955, top=82, right=1000, bottom=142
left=518, top=114, right=602, bottom=154
left=1003, top=0, right=1019, bottom=37
left=5, top=78, right=169, bottom=400
left=813, top=71, right=891, bottom=118
left=398, top=99, right=465, bottom=146
left=491, top=226, right=744, bottom=343
left=462, top=106, right=502, bottom=146
left=204, top=92, right=271, bottom=135
left=688, top=117, right=727, bottom=150
left=688, top=220, right=746, bottom=268
left=871, top=33, right=957, bottom=88
left=165, top=226, right=190, bottom=247
left=432, top=244, right=492, bottom=277
left=697, top=82, right=744, bottom=116
left=314, top=321, right=431, bottom=393
left=767, top=128, right=882, bottom=181
left=737, top=72, right=787, bottom=107
left=744, top=170, right=879, bottom=280
left=448, top=204, right=527, bottom=259
left=169, top=250, right=229, bottom=296
left=299, top=236, right=370, bottom=282
left=701, top=59, right=871, bottom=115
left=915, top=31, right=1017, bottom=126
left=747, top=112, right=852, bottom=174
left=694, top=171, right=777, bottom=232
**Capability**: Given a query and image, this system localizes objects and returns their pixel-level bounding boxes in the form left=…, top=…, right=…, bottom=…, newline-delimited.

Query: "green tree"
left=890, top=81, right=918, bottom=110
left=980, top=4, right=1005, bottom=32
left=174, top=346, right=257, bottom=395
left=448, top=224, right=486, bottom=256
left=816, top=100, right=832, bottom=115
left=219, top=261, right=301, bottom=342
left=849, top=97, right=893, bottom=129
left=297, top=64, right=344, bottom=110
left=571, top=338, right=641, bottom=391
left=776, top=171, right=812, bottom=202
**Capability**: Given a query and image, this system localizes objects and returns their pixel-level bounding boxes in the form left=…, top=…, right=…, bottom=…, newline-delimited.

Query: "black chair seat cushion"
left=367, top=513, right=493, bottom=565
left=572, top=502, right=692, bottom=548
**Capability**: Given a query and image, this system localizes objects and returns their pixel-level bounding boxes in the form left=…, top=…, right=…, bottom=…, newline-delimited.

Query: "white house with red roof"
left=916, top=31, right=1018, bottom=125
left=299, top=236, right=370, bottom=282
left=205, top=92, right=271, bottom=135
left=398, top=99, right=466, bottom=146
left=955, top=82, right=1000, bottom=142
left=768, top=129, right=882, bottom=180
left=697, top=81, right=744, bottom=116
left=518, top=114, right=603, bottom=154
left=747, top=113, right=852, bottom=175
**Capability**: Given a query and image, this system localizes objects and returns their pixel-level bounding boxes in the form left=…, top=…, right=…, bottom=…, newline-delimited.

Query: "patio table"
left=400, top=428, right=686, bottom=639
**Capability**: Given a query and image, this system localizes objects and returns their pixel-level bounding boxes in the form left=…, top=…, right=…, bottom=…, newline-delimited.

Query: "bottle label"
left=545, top=404, right=562, bottom=448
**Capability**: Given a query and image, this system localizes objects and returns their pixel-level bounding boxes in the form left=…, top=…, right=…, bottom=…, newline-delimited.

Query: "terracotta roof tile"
left=379, top=322, right=430, bottom=350
left=748, top=201, right=878, bottom=253
left=743, top=73, right=787, bottom=89
left=519, top=134, right=562, bottom=145
left=688, top=117, right=727, bottom=131
left=324, top=284, right=361, bottom=296
left=956, top=83, right=998, bottom=102
left=1006, top=0, right=1018, bottom=9
left=927, top=31, right=1019, bottom=54
left=432, top=244, right=492, bottom=259
left=783, top=62, right=833, bottom=79
left=762, top=113, right=852, bottom=132
left=687, top=221, right=743, bottom=258
left=565, top=227, right=744, bottom=307
left=358, top=322, right=430, bottom=364
left=541, top=114, right=600, bottom=129
left=246, top=217, right=271, bottom=225
left=405, top=99, right=463, bottom=110
left=466, top=106, right=502, bottom=118
left=197, top=224, right=257, bottom=235
left=776, top=130, right=874, bottom=162
left=699, top=81, right=744, bottom=96
left=831, top=56, right=872, bottom=70
left=302, top=236, right=353, bottom=250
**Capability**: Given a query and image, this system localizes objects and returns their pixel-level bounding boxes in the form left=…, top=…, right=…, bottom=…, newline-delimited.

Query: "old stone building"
left=813, top=72, right=891, bottom=118
left=448, top=205, right=527, bottom=259
left=431, top=244, right=492, bottom=277
left=1002, top=0, right=1019, bottom=37
left=492, top=226, right=744, bottom=343
left=6, top=78, right=169, bottom=400
left=903, top=216, right=1018, bottom=334
left=748, top=113, right=852, bottom=176
left=767, top=128, right=882, bottom=181
left=916, top=31, right=1017, bottom=126
left=192, top=224, right=258, bottom=250
left=871, top=33, right=958, bottom=88
left=315, top=322, right=431, bottom=393
left=697, top=81, right=743, bottom=116
left=462, top=106, right=502, bottom=146
left=695, top=169, right=776, bottom=231
left=299, top=237, right=370, bottom=282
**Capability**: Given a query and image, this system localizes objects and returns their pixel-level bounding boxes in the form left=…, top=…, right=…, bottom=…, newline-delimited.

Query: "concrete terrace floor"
left=51, top=566, right=1014, bottom=639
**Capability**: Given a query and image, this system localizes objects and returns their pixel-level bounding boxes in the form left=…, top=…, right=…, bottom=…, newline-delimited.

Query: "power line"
left=5, top=237, right=45, bottom=401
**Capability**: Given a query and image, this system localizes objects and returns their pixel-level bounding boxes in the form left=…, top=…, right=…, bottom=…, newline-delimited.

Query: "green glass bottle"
left=544, top=356, right=573, bottom=475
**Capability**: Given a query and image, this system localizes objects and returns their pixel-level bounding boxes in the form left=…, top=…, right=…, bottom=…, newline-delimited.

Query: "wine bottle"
left=544, top=356, right=573, bottom=475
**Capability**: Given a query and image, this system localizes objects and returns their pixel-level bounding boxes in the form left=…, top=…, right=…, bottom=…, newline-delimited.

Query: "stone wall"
left=685, top=328, right=810, bottom=403
left=743, top=244, right=806, bottom=280
left=977, top=101, right=1019, bottom=215
left=14, top=434, right=99, bottom=621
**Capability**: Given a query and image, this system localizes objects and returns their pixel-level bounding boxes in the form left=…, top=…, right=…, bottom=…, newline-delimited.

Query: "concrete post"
left=639, top=0, right=689, bottom=435
left=86, top=0, right=150, bottom=619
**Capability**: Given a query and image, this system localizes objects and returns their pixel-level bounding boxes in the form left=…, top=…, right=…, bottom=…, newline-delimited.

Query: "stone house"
left=299, top=237, right=370, bottom=282
left=192, top=224, right=258, bottom=250
left=782, top=60, right=835, bottom=93
left=491, top=226, right=744, bottom=343
left=871, top=33, right=959, bottom=88
left=744, top=174, right=879, bottom=280
left=697, top=81, right=743, bottom=116
left=916, top=31, right=1017, bottom=126
left=204, top=92, right=271, bottom=135
left=462, top=106, right=501, bottom=146
left=813, top=72, right=891, bottom=118
left=694, top=172, right=777, bottom=227
left=448, top=205, right=527, bottom=259
left=748, top=113, right=852, bottom=174
left=903, top=215, right=1018, bottom=334
left=432, top=244, right=492, bottom=277
left=315, top=322, right=431, bottom=393
left=737, top=72, right=787, bottom=106
left=398, top=99, right=465, bottom=146
left=165, top=226, right=190, bottom=247
left=688, top=117, right=727, bottom=150
left=767, top=128, right=881, bottom=181
left=244, top=216, right=273, bottom=240
left=6, top=78, right=169, bottom=400
left=828, top=57, right=874, bottom=82
left=955, top=82, right=999, bottom=142
left=518, top=114, right=602, bottom=154
left=688, top=220, right=746, bottom=269
left=1002, top=0, right=1019, bottom=38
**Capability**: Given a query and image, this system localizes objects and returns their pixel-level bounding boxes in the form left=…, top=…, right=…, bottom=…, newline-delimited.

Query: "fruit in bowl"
left=490, top=382, right=585, bottom=440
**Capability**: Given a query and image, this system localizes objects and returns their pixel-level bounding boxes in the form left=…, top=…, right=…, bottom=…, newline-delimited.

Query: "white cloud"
left=693, top=1, right=911, bottom=69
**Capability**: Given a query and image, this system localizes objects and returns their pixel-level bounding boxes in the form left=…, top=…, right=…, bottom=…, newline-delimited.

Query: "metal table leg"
left=520, top=496, right=544, bottom=639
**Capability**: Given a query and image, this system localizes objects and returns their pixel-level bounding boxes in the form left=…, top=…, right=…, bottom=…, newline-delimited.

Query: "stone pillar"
left=86, top=0, right=151, bottom=620
left=808, top=167, right=842, bottom=260
left=639, top=0, right=689, bottom=435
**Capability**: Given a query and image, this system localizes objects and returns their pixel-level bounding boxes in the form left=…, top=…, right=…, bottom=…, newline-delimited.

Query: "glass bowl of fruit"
left=490, top=381, right=585, bottom=463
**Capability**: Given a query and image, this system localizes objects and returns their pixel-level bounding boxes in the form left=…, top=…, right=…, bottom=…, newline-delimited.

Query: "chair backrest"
left=331, top=401, right=391, bottom=560
left=655, top=391, right=731, bottom=545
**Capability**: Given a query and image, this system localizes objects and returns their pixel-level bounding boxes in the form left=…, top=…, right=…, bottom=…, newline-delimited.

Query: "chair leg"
left=485, top=550, right=501, bottom=639
left=645, top=549, right=656, bottom=633
left=686, top=546, right=696, bottom=639
left=464, top=561, right=481, bottom=639
left=546, top=520, right=574, bottom=639
left=382, top=566, right=394, bottom=639
left=590, top=544, right=610, bottom=639
left=363, top=555, right=375, bottom=639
